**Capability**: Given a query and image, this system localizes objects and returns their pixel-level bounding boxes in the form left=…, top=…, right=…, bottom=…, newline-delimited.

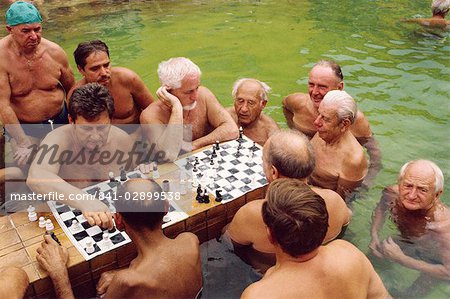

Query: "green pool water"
left=1, top=0, right=449, bottom=297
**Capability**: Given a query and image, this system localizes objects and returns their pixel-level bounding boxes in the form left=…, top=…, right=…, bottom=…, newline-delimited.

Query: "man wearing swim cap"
left=0, top=1, right=75, bottom=166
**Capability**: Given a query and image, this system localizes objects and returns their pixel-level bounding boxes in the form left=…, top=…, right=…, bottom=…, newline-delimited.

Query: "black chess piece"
left=202, top=189, right=210, bottom=204
left=120, top=168, right=127, bottom=181
left=196, top=185, right=203, bottom=202
left=238, top=126, right=244, bottom=141
left=215, top=190, right=223, bottom=202
left=46, top=231, right=61, bottom=246
left=211, top=147, right=217, bottom=158
left=193, top=164, right=198, bottom=172
left=215, top=140, right=220, bottom=150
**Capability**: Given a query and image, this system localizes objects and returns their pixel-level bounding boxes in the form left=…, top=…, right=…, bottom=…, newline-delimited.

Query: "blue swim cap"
left=5, top=1, right=43, bottom=26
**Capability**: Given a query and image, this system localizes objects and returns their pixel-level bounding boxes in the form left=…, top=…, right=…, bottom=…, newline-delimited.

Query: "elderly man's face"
left=399, top=163, right=439, bottom=211
left=9, top=23, right=42, bottom=51
left=313, top=103, right=344, bottom=143
left=79, top=51, right=112, bottom=86
left=234, top=81, right=266, bottom=127
left=308, top=65, right=343, bottom=109
left=73, top=111, right=111, bottom=151
left=169, top=74, right=200, bottom=109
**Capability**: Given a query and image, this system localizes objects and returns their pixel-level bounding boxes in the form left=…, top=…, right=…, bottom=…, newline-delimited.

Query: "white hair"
left=157, top=57, right=202, bottom=89
left=432, top=0, right=450, bottom=16
left=398, top=159, right=444, bottom=193
left=321, top=90, right=357, bottom=124
left=231, top=78, right=271, bottom=102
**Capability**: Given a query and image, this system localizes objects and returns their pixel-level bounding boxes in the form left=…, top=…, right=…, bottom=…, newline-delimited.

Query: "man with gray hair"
left=403, top=0, right=450, bottom=28
left=226, top=78, right=279, bottom=145
left=309, top=90, right=368, bottom=199
left=224, top=129, right=351, bottom=274
left=370, top=159, right=450, bottom=295
left=140, top=57, right=238, bottom=160
left=283, top=60, right=380, bottom=187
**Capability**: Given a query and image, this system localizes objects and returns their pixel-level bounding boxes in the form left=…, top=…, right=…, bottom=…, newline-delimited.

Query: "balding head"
left=321, top=90, right=357, bottom=124
left=399, top=160, right=444, bottom=193
left=263, top=130, right=315, bottom=182
left=115, top=178, right=166, bottom=230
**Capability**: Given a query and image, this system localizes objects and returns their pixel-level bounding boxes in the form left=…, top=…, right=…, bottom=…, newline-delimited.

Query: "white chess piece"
left=38, top=217, right=46, bottom=228
left=45, top=219, right=54, bottom=232
left=85, top=238, right=95, bottom=254
left=163, top=215, right=171, bottom=223
left=152, top=163, right=160, bottom=179
left=27, top=205, right=37, bottom=222
left=180, top=179, right=187, bottom=195
left=102, top=232, right=112, bottom=249
left=71, top=219, right=80, bottom=230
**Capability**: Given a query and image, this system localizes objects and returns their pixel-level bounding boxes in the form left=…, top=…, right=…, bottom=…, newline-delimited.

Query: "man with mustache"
left=70, top=40, right=154, bottom=140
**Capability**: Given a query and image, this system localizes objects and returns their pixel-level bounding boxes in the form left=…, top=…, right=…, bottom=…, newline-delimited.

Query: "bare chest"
left=184, top=107, right=211, bottom=140
left=109, top=86, right=138, bottom=120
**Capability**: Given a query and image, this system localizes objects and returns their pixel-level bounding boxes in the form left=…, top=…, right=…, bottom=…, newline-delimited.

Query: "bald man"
left=224, top=129, right=351, bottom=274
left=309, top=90, right=368, bottom=199
left=226, top=78, right=279, bottom=146
left=37, top=178, right=202, bottom=299
left=370, top=160, right=450, bottom=295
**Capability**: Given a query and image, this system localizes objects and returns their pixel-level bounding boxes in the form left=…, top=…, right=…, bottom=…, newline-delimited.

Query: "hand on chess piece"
left=36, top=235, right=69, bottom=279
left=135, top=163, right=152, bottom=174
left=97, top=269, right=121, bottom=296
left=82, top=199, right=114, bottom=229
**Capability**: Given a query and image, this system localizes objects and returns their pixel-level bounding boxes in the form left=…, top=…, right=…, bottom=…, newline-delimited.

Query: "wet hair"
left=432, top=0, right=450, bottom=16
left=74, top=40, right=110, bottom=70
left=321, top=90, right=357, bottom=124
left=266, top=129, right=315, bottom=179
left=232, top=78, right=271, bottom=102
left=398, top=159, right=444, bottom=193
left=115, top=178, right=166, bottom=230
left=68, top=83, right=114, bottom=122
left=157, top=57, right=202, bottom=89
left=313, top=60, right=344, bottom=82
left=262, top=178, right=328, bottom=257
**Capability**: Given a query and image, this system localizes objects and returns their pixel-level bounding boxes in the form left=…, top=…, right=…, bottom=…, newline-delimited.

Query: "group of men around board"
left=0, top=1, right=449, bottom=298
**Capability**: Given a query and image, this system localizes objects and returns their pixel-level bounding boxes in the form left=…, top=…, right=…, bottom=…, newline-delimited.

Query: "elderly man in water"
left=403, top=0, right=450, bottom=28
left=226, top=78, right=279, bottom=146
left=308, top=90, right=367, bottom=200
left=370, top=159, right=450, bottom=295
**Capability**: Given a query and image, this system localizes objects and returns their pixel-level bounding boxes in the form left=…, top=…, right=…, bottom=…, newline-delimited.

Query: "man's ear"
left=266, top=227, right=276, bottom=245
left=271, top=165, right=280, bottom=180
left=340, top=118, right=351, bottom=131
left=68, top=115, right=74, bottom=124
left=77, top=65, right=85, bottom=76
left=260, top=100, right=268, bottom=110
left=115, top=213, right=125, bottom=231
left=338, top=81, right=344, bottom=91
left=6, top=26, right=12, bottom=33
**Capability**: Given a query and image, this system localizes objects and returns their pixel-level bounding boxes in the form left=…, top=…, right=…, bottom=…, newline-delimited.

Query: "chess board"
left=175, top=136, right=268, bottom=203
left=48, top=170, right=188, bottom=260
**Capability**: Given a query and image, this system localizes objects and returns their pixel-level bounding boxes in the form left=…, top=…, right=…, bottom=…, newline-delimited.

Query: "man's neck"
left=275, top=247, right=320, bottom=266
left=127, top=226, right=167, bottom=258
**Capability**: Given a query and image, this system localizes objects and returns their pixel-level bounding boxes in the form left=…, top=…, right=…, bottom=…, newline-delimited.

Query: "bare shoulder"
left=106, top=269, right=146, bottom=298
left=311, top=186, right=344, bottom=203
left=261, top=113, right=279, bottom=130
left=140, top=102, right=166, bottom=124
left=176, top=232, right=200, bottom=247
left=112, top=67, right=140, bottom=82
left=241, top=281, right=264, bottom=299
left=351, top=109, right=372, bottom=138
left=283, top=92, right=308, bottom=111
left=41, top=38, right=68, bottom=60
left=225, top=106, right=238, bottom=121
left=237, top=199, right=264, bottom=221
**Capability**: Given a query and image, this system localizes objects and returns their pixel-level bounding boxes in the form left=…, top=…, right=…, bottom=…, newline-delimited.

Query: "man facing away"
left=70, top=40, right=154, bottom=140
left=27, top=83, right=138, bottom=229
left=370, top=160, right=450, bottom=295
left=226, top=78, right=279, bottom=146
left=36, top=178, right=202, bottom=299
left=224, top=129, right=351, bottom=274
left=140, top=57, right=238, bottom=161
left=403, top=0, right=450, bottom=29
left=0, top=1, right=75, bottom=165
left=309, top=90, right=368, bottom=199
left=283, top=60, right=380, bottom=187
left=242, top=178, right=390, bottom=299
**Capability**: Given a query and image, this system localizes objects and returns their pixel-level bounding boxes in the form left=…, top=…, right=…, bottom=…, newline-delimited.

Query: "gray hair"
left=432, top=0, right=450, bottom=16
left=398, top=159, right=444, bottom=193
left=231, top=78, right=271, bottom=102
left=321, top=90, right=357, bottom=124
left=312, top=60, right=344, bottom=81
left=157, top=57, right=202, bottom=89
left=266, top=129, right=316, bottom=179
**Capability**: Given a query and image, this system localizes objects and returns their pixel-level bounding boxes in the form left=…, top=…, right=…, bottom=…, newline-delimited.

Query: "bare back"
left=0, top=37, right=72, bottom=122
left=242, top=240, right=389, bottom=299
left=106, top=233, right=202, bottom=299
